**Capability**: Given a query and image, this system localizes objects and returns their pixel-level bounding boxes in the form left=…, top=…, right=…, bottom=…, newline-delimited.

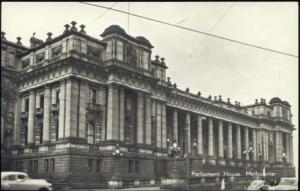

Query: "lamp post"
left=167, top=138, right=181, bottom=179
left=243, top=142, right=254, bottom=168
left=112, top=143, right=124, bottom=185
left=192, top=139, right=197, bottom=158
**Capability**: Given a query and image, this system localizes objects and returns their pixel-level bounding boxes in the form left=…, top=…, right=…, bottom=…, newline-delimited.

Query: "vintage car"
left=247, top=179, right=267, bottom=190
left=268, top=177, right=298, bottom=190
left=1, top=171, right=53, bottom=191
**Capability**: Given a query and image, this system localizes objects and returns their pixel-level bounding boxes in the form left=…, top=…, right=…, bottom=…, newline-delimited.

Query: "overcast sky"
left=2, top=2, right=298, bottom=177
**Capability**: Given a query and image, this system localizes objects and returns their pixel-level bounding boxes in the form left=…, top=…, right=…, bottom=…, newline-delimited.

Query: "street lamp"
left=243, top=142, right=254, bottom=167
left=192, top=139, right=197, bottom=158
left=282, top=150, right=287, bottom=164
left=111, top=144, right=124, bottom=186
left=167, top=138, right=181, bottom=179
left=112, top=143, right=123, bottom=157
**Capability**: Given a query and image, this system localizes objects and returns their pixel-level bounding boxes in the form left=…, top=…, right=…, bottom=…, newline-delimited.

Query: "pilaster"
left=58, top=80, right=66, bottom=139
left=27, top=91, right=35, bottom=144
left=137, top=92, right=144, bottom=144
left=43, top=86, right=51, bottom=142
left=107, top=85, right=119, bottom=141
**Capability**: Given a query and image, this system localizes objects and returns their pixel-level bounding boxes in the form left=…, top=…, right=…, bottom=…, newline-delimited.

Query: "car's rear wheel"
left=38, top=188, right=49, bottom=191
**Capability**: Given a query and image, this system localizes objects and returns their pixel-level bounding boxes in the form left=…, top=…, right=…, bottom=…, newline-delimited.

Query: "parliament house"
left=1, top=21, right=295, bottom=189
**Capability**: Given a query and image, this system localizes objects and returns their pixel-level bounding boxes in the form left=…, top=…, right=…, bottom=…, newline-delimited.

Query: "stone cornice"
left=18, top=30, right=107, bottom=57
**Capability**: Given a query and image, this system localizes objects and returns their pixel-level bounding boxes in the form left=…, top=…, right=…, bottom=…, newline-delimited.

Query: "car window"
left=17, top=175, right=26, bottom=180
left=2, top=176, right=8, bottom=181
left=8, top=175, right=16, bottom=181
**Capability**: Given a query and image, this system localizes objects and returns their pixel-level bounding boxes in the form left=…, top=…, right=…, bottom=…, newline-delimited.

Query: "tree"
left=1, top=74, right=18, bottom=119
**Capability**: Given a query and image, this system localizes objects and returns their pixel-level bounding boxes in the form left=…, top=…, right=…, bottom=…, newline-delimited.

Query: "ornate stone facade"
left=1, top=22, right=295, bottom=189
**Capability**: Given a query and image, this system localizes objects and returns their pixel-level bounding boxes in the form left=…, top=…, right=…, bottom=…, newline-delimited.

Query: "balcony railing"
left=87, top=102, right=103, bottom=111
left=21, top=112, right=28, bottom=118
left=51, top=103, right=59, bottom=113
left=35, top=108, right=43, bottom=116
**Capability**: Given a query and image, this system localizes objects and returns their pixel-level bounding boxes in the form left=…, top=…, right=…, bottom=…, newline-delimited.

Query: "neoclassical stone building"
left=1, top=22, right=295, bottom=189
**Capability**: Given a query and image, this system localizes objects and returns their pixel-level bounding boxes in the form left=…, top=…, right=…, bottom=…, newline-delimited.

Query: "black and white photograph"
left=1, top=2, right=298, bottom=190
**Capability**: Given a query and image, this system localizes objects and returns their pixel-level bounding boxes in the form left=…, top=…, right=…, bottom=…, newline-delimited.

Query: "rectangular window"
left=128, top=160, right=133, bottom=173
left=56, top=91, right=60, bottom=104
left=142, top=51, right=149, bottom=70
left=36, top=52, right=45, bottom=64
left=116, top=41, right=124, bottom=61
left=44, top=159, right=49, bottom=172
left=135, top=161, right=139, bottom=173
left=91, top=89, right=96, bottom=104
left=87, top=46, right=100, bottom=58
left=7, top=52, right=15, bottom=68
left=33, top=160, right=38, bottom=173
left=21, top=59, right=30, bottom=69
left=25, top=99, right=29, bottom=112
left=51, top=45, right=62, bottom=58
left=88, top=159, right=94, bottom=172
left=19, top=161, right=23, bottom=171
left=106, top=41, right=112, bottom=60
left=96, top=159, right=102, bottom=172
left=50, top=159, right=55, bottom=172
left=40, top=95, right=44, bottom=109
left=28, top=160, right=33, bottom=173
left=55, top=120, right=59, bottom=140
left=74, top=39, right=81, bottom=52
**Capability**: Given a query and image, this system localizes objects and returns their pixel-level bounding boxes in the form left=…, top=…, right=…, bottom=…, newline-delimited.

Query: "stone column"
left=275, top=131, right=282, bottom=162
left=173, top=109, right=178, bottom=142
left=137, top=92, right=144, bottom=144
left=13, top=96, right=21, bottom=145
left=156, top=102, right=162, bottom=148
left=290, top=135, right=293, bottom=164
left=99, top=86, right=106, bottom=141
left=236, top=125, right=242, bottom=166
left=119, top=87, right=125, bottom=141
left=58, top=80, right=66, bottom=139
left=227, top=122, right=234, bottom=166
left=218, top=120, right=225, bottom=166
left=208, top=118, right=215, bottom=164
left=145, top=96, right=152, bottom=145
left=78, top=81, right=87, bottom=139
left=66, top=79, right=79, bottom=138
left=161, top=104, right=167, bottom=149
left=27, top=91, right=35, bottom=144
left=107, top=85, right=119, bottom=141
left=244, top=127, right=249, bottom=161
left=185, top=112, right=191, bottom=154
left=197, top=115, right=203, bottom=156
left=252, top=128, right=257, bottom=161
left=265, top=132, right=269, bottom=161
left=285, top=133, right=290, bottom=162
left=1, top=117, right=4, bottom=145
left=42, top=86, right=51, bottom=142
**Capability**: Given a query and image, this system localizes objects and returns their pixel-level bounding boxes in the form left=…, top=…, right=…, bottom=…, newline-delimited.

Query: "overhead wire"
left=184, top=2, right=236, bottom=65
left=92, top=2, right=119, bottom=23
left=80, top=2, right=298, bottom=58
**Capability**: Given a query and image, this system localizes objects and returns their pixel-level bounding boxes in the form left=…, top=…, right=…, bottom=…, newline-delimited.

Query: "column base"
left=236, top=159, right=243, bottom=167
left=207, top=156, right=216, bottom=165
left=217, top=158, right=226, bottom=166
left=161, top=178, right=186, bottom=185
left=108, top=180, right=123, bottom=188
left=226, top=159, right=236, bottom=167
